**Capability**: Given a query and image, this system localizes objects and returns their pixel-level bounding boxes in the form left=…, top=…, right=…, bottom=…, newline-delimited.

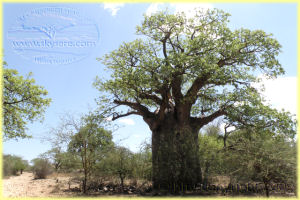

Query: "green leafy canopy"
left=94, top=8, right=295, bottom=136
left=3, top=62, right=51, bottom=140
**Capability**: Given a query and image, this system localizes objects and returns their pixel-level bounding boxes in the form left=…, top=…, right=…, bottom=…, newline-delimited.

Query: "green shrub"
left=32, top=158, right=53, bottom=179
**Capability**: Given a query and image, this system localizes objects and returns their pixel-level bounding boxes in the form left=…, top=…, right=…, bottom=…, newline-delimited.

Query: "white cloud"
left=118, top=118, right=135, bottom=125
left=259, top=76, right=297, bottom=115
left=145, top=3, right=213, bottom=17
left=219, top=123, right=236, bottom=133
left=103, top=3, right=124, bottom=16
left=132, top=134, right=142, bottom=139
left=171, top=3, right=213, bottom=18
left=145, top=3, right=164, bottom=16
left=218, top=76, right=297, bottom=134
left=252, top=75, right=297, bottom=116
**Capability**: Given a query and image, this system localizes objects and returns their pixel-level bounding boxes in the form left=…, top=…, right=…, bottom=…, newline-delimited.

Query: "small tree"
left=16, top=159, right=28, bottom=174
left=115, top=147, right=133, bottom=191
left=68, top=113, right=113, bottom=193
left=100, top=146, right=133, bottom=192
left=43, top=113, right=86, bottom=173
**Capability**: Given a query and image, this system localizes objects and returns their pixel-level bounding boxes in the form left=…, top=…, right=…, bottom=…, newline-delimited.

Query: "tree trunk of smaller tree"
left=83, top=141, right=87, bottom=194
left=120, top=174, right=124, bottom=192
left=83, top=177, right=87, bottom=194
left=55, top=161, right=61, bottom=171
left=152, top=118, right=202, bottom=192
left=82, top=167, right=88, bottom=194
left=264, top=181, right=270, bottom=197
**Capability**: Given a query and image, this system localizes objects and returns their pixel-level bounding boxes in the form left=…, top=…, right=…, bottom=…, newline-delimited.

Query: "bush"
left=32, top=158, right=53, bottom=179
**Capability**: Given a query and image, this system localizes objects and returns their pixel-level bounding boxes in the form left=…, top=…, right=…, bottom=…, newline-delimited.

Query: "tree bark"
left=83, top=171, right=87, bottom=194
left=120, top=175, right=124, bottom=192
left=264, top=181, right=270, bottom=197
left=151, top=118, right=202, bottom=191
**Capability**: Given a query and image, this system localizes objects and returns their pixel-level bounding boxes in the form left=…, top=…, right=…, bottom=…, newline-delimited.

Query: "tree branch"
left=3, top=96, right=32, bottom=105
left=113, top=100, right=155, bottom=118
left=161, top=33, right=171, bottom=63
left=112, top=111, right=140, bottom=121
left=191, top=108, right=226, bottom=129
left=138, top=92, right=162, bottom=105
left=171, top=71, right=184, bottom=105
left=184, top=74, right=209, bottom=106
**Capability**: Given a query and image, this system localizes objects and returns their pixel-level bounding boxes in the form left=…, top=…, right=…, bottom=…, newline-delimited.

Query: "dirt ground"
left=3, top=172, right=78, bottom=197
left=3, top=172, right=141, bottom=197
left=3, top=172, right=296, bottom=198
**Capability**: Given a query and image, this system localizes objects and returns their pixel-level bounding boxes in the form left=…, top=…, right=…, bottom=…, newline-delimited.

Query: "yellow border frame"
left=0, top=1, right=298, bottom=200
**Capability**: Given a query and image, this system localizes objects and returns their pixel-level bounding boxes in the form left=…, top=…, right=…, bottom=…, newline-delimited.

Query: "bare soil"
left=3, top=172, right=78, bottom=197
left=3, top=172, right=296, bottom=198
left=3, top=172, right=143, bottom=197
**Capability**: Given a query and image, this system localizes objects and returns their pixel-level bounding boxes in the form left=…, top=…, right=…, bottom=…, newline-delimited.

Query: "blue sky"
left=3, top=3, right=297, bottom=162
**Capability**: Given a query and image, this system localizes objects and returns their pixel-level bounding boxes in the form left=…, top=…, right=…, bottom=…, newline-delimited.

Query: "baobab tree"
left=94, top=9, right=296, bottom=190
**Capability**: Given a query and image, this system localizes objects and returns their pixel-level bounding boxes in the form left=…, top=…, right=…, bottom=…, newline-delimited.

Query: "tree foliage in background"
left=197, top=122, right=297, bottom=197
left=40, top=147, right=63, bottom=171
left=3, top=154, right=29, bottom=176
left=198, top=125, right=224, bottom=185
left=131, top=142, right=152, bottom=181
left=223, top=130, right=297, bottom=197
left=94, top=8, right=296, bottom=189
left=40, top=147, right=81, bottom=172
left=3, top=62, right=51, bottom=140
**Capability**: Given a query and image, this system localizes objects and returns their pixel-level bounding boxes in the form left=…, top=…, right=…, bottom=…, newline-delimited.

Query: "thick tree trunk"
left=152, top=119, right=202, bottom=191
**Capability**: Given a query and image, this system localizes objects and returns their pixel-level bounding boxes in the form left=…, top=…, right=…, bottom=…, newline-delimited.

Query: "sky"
left=3, top=3, right=297, bottom=162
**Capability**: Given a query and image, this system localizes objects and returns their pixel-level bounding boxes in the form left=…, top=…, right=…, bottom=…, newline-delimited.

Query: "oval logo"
left=7, top=7, right=100, bottom=64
